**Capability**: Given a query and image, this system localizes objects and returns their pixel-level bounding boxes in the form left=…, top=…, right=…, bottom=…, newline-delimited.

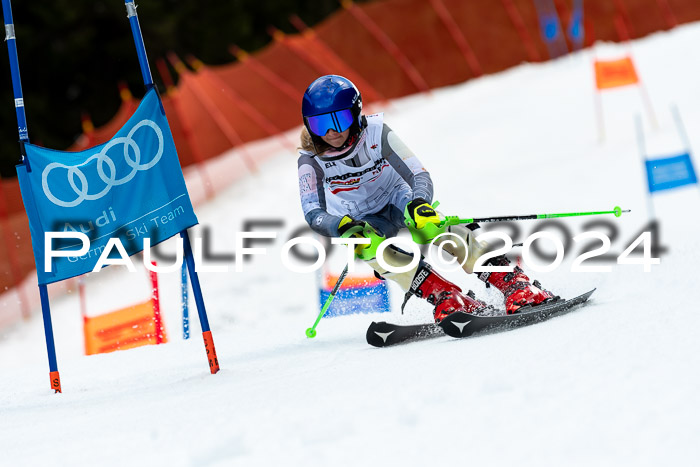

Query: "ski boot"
left=478, top=256, right=558, bottom=314
left=405, top=261, right=488, bottom=322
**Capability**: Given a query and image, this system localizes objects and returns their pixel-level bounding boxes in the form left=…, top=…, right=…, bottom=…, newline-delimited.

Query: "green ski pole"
left=440, top=206, right=631, bottom=227
left=306, top=264, right=349, bottom=338
left=406, top=204, right=631, bottom=244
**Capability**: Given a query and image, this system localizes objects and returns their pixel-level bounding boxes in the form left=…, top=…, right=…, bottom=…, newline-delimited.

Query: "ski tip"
left=438, top=312, right=475, bottom=338
left=366, top=322, right=389, bottom=347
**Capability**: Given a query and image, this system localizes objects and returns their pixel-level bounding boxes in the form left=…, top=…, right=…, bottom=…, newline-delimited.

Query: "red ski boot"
left=407, top=262, right=487, bottom=322
left=478, top=257, right=557, bottom=314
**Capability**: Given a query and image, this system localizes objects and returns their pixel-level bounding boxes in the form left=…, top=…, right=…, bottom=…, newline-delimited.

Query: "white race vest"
left=310, top=114, right=409, bottom=218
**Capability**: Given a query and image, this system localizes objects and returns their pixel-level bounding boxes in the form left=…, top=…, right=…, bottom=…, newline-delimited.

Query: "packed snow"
left=2, top=23, right=700, bottom=467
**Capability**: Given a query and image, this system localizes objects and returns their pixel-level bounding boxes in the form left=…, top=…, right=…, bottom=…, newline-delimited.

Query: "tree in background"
left=0, top=0, right=345, bottom=177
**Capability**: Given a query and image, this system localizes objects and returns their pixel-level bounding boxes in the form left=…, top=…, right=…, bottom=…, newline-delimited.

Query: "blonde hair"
left=298, top=127, right=331, bottom=154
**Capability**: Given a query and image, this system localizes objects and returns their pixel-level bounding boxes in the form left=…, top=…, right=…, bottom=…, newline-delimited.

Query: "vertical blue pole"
left=2, top=0, right=61, bottom=392
left=39, top=284, right=61, bottom=392
left=124, top=1, right=218, bottom=372
left=181, top=260, right=190, bottom=339
left=533, top=0, right=569, bottom=59
left=182, top=230, right=220, bottom=373
left=671, top=104, right=692, bottom=152
left=568, top=0, right=584, bottom=51
left=634, top=115, right=656, bottom=222
left=124, top=1, right=154, bottom=89
left=181, top=231, right=211, bottom=332
left=670, top=104, right=700, bottom=202
left=2, top=0, right=28, bottom=146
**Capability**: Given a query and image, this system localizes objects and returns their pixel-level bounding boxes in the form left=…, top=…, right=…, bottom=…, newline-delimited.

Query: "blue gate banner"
left=645, top=153, right=698, bottom=193
left=320, top=280, right=390, bottom=318
left=16, top=88, right=198, bottom=284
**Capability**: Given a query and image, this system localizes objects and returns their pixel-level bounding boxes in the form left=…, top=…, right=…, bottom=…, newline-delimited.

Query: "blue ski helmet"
left=302, top=75, right=364, bottom=149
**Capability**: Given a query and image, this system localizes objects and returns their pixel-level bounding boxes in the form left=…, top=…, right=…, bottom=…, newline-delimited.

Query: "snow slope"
left=2, top=24, right=700, bottom=467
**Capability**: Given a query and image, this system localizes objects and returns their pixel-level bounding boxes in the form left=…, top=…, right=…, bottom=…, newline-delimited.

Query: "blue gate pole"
left=124, top=0, right=219, bottom=373
left=2, top=0, right=28, bottom=145
left=181, top=260, right=190, bottom=339
left=124, top=1, right=154, bottom=89
left=181, top=230, right=219, bottom=373
left=2, top=0, right=62, bottom=393
left=39, top=284, right=61, bottom=392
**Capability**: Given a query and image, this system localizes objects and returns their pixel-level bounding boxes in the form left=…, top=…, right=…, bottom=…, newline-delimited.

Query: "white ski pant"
left=366, top=225, right=491, bottom=292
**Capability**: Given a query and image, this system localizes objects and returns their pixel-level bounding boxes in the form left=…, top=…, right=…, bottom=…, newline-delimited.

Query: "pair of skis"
left=366, top=289, right=596, bottom=347
left=309, top=206, right=623, bottom=345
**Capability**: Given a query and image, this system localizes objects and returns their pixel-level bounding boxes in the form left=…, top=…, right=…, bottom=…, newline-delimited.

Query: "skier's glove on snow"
left=406, top=198, right=440, bottom=230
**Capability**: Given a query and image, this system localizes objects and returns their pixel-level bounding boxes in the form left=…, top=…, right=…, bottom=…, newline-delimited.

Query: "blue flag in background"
left=533, top=0, right=568, bottom=58
left=541, top=13, right=561, bottom=41
left=17, top=88, right=198, bottom=284
left=645, top=153, right=698, bottom=193
left=568, top=0, right=584, bottom=49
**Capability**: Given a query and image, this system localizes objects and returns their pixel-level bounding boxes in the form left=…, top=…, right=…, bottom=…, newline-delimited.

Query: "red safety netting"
left=50, top=0, right=700, bottom=169
left=45, top=0, right=700, bottom=166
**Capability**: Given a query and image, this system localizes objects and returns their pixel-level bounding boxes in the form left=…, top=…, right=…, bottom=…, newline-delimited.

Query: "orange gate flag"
left=84, top=299, right=167, bottom=355
left=594, top=57, right=639, bottom=90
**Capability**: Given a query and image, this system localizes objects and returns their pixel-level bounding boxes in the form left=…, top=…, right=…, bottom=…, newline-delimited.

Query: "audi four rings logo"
left=41, top=119, right=164, bottom=208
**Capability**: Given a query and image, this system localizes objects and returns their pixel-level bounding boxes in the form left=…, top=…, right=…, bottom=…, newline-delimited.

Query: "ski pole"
left=306, top=264, right=349, bottom=338
left=406, top=204, right=631, bottom=244
left=439, top=205, right=630, bottom=227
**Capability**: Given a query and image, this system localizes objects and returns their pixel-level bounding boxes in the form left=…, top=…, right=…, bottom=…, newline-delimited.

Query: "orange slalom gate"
left=83, top=299, right=168, bottom=356
left=594, top=57, right=639, bottom=90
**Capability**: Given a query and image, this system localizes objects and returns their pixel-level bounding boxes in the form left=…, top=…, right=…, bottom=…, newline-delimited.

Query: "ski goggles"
left=305, top=109, right=354, bottom=136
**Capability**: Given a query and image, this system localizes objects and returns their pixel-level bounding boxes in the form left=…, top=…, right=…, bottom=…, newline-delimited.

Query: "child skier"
left=297, top=75, right=555, bottom=321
